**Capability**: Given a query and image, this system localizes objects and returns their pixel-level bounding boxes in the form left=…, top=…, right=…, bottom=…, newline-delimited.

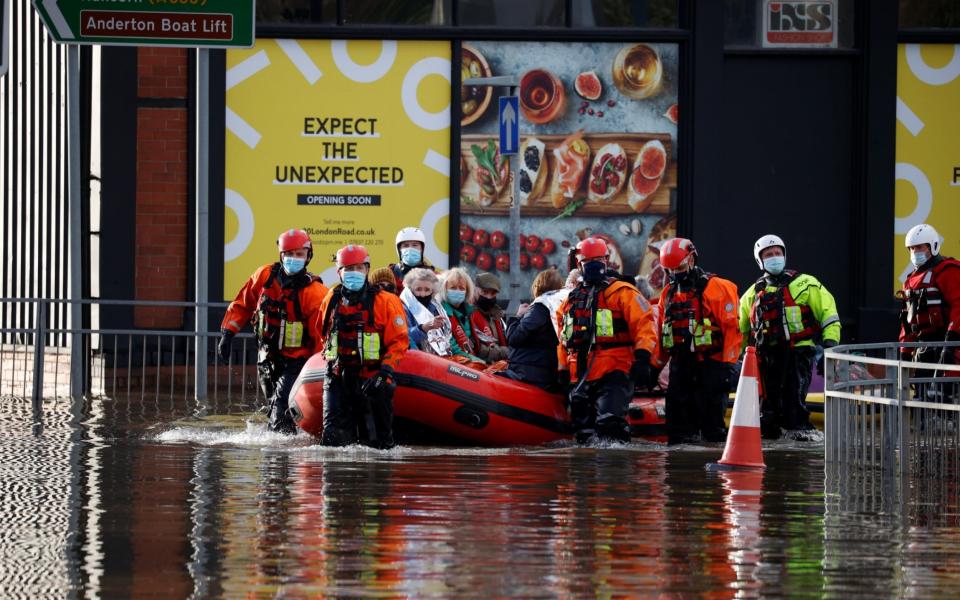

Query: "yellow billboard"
left=895, top=43, right=960, bottom=290
left=224, top=39, right=451, bottom=297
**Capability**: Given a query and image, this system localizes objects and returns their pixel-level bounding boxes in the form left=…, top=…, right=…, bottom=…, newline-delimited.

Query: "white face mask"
left=910, top=250, right=929, bottom=268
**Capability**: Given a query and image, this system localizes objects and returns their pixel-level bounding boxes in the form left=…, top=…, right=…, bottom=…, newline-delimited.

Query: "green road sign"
left=33, top=0, right=254, bottom=48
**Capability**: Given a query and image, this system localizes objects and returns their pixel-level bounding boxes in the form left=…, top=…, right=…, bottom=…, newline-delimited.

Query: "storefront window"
left=256, top=0, right=336, bottom=24
left=344, top=0, right=451, bottom=25
left=458, top=0, right=566, bottom=26
left=900, top=0, right=960, bottom=28
left=571, top=0, right=678, bottom=28
left=724, top=0, right=855, bottom=49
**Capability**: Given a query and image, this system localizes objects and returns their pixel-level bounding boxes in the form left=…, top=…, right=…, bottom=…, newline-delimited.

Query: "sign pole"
left=507, top=86, right=522, bottom=313
left=194, top=49, right=209, bottom=401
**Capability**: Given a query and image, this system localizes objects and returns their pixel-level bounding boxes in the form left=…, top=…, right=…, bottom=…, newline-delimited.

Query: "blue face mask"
left=400, top=247, right=422, bottom=267
left=762, top=256, right=786, bottom=275
left=447, top=289, right=466, bottom=305
left=581, top=260, right=607, bottom=285
left=910, top=251, right=929, bottom=268
left=282, top=257, right=306, bottom=275
left=341, top=271, right=366, bottom=292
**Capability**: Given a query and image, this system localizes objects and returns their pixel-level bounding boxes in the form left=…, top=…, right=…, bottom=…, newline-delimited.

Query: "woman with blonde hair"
left=438, top=267, right=485, bottom=366
left=399, top=268, right=453, bottom=355
left=497, top=268, right=567, bottom=388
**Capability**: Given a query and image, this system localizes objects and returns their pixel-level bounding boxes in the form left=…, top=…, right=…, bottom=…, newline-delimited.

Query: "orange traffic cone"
left=708, top=346, right=765, bottom=471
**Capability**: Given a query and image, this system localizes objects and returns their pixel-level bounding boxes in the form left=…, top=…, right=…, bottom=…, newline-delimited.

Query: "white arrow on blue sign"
left=498, top=96, right=519, bottom=156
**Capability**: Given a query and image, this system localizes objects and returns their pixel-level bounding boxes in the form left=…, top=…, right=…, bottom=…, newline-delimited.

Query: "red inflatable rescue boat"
left=290, top=350, right=578, bottom=446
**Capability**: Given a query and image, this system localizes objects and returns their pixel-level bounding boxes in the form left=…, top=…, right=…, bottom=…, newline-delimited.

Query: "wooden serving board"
left=460, top=132, right=676, bottom=217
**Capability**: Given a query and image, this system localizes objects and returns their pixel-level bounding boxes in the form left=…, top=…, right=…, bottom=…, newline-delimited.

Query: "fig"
left=574, top=71, right=602, bottom=101
left=664, top=103, right=678, bottom=124
left=638, top=140, right=667, bottom=180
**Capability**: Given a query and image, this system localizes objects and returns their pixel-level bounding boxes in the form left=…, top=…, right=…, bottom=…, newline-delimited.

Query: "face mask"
left=400, top=247, right=422, bottom=267
left=669, top=268, right=693, bottom=286
left=282, top=257, right=305, bottom=275
left=447, top=290, right=466, bottom=305
left=910, top=251, right=929, bottom=268
left=581, top=260, right=607, bottom=285
left=476, top=295, right=497, bottom=310
left=341, top=271, right=366, bottom=292
left=763, top=256, right=786, bottom=275
left=416, top=294, right=433, bottom=307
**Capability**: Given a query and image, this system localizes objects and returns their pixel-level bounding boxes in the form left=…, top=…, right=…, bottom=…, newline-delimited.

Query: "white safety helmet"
left=395, top=227, right=426, bottom=258
left=904, top=223, right=941, bottom=256
left=753, top=234, right=786, bottom=270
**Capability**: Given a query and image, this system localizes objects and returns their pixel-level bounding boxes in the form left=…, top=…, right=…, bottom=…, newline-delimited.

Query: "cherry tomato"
left=524, top=234, right=541, bottom=253
left=460, top=244, right=477, bottom=264
left=540, top=238, right=556, bottom=254
left=490, top=230, right=507, bottom=250
left=495, top=253, right=510, bottom=272
left=519, top=252, right=530, bottom=271
left=459, top=223, right=473, bottom=243
left=473, top=229, right=490, bottom=247
left=476, top=251, right=493, bottom=271
left=531, top=253, right=546, bottom=270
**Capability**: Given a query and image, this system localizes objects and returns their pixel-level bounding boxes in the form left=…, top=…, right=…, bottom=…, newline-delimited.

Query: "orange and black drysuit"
left=221, top=263, right=328, bottom=432
left=556, top=277, right=657, bottom=443
left=657, top=267, right=741, bottom=444
left=316, top=283, right=408, bottom=448
left=899, top=254, right=960, bottom=365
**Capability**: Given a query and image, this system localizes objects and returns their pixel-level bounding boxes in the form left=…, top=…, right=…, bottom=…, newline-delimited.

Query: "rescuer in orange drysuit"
left=556, top=237, right=658, bottom=444
left=316, top=244, right=409, bottom=449
left=218, top=228, right=329, bottom=433
left=657, top=237, right=742, bottom=445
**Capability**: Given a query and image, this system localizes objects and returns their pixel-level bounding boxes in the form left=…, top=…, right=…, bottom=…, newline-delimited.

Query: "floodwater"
left=3, top=395, right=960, bottom=598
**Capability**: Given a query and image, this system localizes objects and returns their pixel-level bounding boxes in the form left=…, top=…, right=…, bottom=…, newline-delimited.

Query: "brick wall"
left=134, top=48, right=189, bottom=329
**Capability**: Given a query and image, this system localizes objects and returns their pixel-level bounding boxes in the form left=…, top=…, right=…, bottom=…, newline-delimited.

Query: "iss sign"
left=762, top=0, right=837, bottom=48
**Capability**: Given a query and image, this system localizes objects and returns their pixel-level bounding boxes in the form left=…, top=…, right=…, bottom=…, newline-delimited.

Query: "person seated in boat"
left=315, top=244, right=409, bottom=449
left=218, top=228, right=328, bottom=434
left=470, top=272, right=509, bottom=364
left=399, top=268, right=453, bottom=355
left=387, top=227, right=436, bottom=293
left=557, top=238, right=658, bottom=444
left=497, top=269, right=566, bottom=389
left=438, top=267, right=486, bottom=368
left=369, top=266, right=399, bottom=295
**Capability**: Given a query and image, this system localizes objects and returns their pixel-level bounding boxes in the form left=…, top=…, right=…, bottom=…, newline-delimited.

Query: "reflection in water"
left=4, top=397, right=960, bottom=596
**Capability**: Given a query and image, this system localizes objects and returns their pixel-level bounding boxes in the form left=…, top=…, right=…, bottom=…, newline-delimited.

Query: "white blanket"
left=400, top=287, right=453, bottom=356
left=533, top=288, right=570, bottom=337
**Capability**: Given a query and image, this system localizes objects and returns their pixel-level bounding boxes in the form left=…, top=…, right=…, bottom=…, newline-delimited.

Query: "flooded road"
left=3, top=395, right=960, bottom=597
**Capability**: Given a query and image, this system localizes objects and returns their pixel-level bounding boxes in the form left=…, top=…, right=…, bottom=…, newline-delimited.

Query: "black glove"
left=217, top=330, right=235, bottom=363
left=557, top=370, right=571, bottom=390
left=361, top=366, right=396, bottom=399
left=629, top=349, right=651, bottom=391
left=817, top=339, right=838, bottom=376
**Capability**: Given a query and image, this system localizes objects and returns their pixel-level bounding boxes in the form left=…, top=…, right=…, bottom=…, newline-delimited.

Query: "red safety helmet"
left=659, top=237, right=697, bottom=271
left=335, top=244, right=370, bottom=269
left=577, top=237, right=609, bottom=262
left=278, top=229, right=313, bottom=262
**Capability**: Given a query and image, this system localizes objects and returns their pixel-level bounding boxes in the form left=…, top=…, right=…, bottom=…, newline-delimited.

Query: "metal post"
left=32, top=301, right=46, bottom=427
left=194, top=49, right=210, bottom=400
left=507, top=85, right=521, bottom=312
left=68, top=45, right=84, bottom=400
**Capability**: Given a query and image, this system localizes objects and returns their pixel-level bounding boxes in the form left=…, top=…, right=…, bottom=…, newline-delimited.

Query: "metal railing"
left=824, top=342, right=960, bottom=482
left=0, top=298, right=265, bottom=409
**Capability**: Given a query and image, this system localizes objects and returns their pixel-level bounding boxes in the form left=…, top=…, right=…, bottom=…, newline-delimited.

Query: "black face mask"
left=669, top=269, right=694, bottom=288
left=582, top=260, right=607, bottom=285
left=415, top=294, right=433, bottom=307
left=476, top=295, right=498, bottom=310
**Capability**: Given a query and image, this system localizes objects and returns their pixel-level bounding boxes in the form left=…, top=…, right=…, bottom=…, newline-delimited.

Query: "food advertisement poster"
left=895, top=44, right=960, bottom=291
left=459, top=41, right=679, bottom=297
left=224, top=39, right=451, bottom=297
